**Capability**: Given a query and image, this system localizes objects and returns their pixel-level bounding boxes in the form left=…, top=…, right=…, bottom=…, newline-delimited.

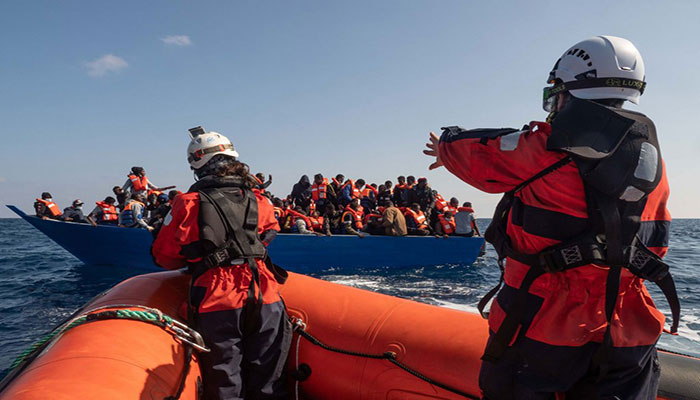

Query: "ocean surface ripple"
left=1, top=218, right=698, bottom=377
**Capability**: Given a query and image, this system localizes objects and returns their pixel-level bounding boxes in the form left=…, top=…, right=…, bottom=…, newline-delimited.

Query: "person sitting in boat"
left=112, top=185, right=127, bottom=211
left=288, top=206, right=322, bottom=236
left=424, top=36, right=676, bottom=399
left=340, top=178, right=364, bottom=207
left=87, top=196, right=119, bottom=226
left=404, top=203, right=430, bottom=236
left=272, top=198, right=286, bottom=222
left=360, top=182, right=378, bottom=212
left=454, top=202, right=479, bottom=237
left=148, top=193, right=172, bottom=229
left=151, top=127, right=290, bottom=400
left=119, top=193, right=153, bottom=231
left=363, top=209, right=385, bottom=235
left=33, top=192, right=62, bottom=220
left=60, top=199, right=88, bottom=223
left=434, top=210, right=455, bottom=238
left=341, top=198, right=366, bottom=237
left=381, top=200, right=407, bottom=236
left=322, top=203, right=342, bottom=236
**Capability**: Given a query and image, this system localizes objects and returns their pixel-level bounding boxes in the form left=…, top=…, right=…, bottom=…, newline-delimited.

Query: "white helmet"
left=543, top=36, right=646, bottom=112
left=186, top=126, right=239, bottom=170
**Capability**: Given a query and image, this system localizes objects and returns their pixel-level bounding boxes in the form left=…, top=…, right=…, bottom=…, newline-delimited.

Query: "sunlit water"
left=1, top=218, right=698, bottom=378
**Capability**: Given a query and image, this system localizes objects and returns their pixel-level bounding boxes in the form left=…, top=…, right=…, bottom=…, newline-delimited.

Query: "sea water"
left=1, top=218, right=698, bottom=378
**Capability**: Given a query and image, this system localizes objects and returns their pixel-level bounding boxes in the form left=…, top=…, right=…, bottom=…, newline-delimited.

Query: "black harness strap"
left=478, top=156, right=572, bottom=320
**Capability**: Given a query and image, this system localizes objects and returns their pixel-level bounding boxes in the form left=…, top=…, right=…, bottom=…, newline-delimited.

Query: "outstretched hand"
left=423, top=131, right=444, bottom=170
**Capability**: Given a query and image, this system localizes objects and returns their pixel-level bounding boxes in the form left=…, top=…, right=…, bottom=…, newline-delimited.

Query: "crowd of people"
left=33, top=166, right=178, bottom=232
left=257, top=173, right=480, bottom=238
left=33, top=167, right=480, bottom=239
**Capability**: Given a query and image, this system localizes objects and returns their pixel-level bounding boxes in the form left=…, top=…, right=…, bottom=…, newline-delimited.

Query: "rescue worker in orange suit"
left=88, top=196, right=119, bottom=226
left=152, top=126, right=290, bottom=400
left=34, top=192, right=61, bottom=220
left=424, top=36, right=679, bottom=399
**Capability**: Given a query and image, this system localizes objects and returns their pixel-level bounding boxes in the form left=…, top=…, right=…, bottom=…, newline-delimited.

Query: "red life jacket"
left=286, top=209, right=313, bottom=232
left=36, top=198, right=61, bottom=217
left=342, top=206, right=364, bottom=230
left=404, top=209, right=428, bottom=229
left=128, top=174, right=149, bottom=192
left=363, top=212, right=383, bottom=225
left=309, top=216, right=324, bottom=231
left=457, top=206, right=474, bottom=213
left=96, top=201, right=118, bottom=221
left=437, top=214, right=455, bottom=234
left=311, top=179, right=329, bottom=201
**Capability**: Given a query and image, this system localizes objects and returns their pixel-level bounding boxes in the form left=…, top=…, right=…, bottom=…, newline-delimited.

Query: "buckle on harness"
left=538, top=249, right=562, bottom=273
left=204, top=248, right=230, bottom=268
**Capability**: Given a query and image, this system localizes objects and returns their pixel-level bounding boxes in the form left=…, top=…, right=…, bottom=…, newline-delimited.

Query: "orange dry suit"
left=438, top=98, right=678, bottom=398
left=151, top=175, right=290, bottom=400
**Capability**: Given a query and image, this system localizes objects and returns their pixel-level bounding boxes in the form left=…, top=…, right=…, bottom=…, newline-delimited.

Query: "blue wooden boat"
left=7, top=205, right=484, bottom=273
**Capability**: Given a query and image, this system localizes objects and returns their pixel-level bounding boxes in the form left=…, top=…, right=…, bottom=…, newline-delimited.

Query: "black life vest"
left=180, top=176, right=268, bottom=277
left=479, top=99, right=680, bottom=371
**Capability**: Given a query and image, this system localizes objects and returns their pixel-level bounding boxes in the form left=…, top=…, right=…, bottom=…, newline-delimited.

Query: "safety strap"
left=478, top=156, right=572, bottom=320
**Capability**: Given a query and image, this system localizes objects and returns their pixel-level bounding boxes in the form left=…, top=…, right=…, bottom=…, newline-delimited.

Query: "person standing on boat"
left=381, top=200, right=407, bottom=236
left=122, top=166, right=157, bottom=197
left=33, top=192, right=62, bottom=220
left=151, top=126, right=290, bottom=400
left=425, top=36, right=677, bottom=399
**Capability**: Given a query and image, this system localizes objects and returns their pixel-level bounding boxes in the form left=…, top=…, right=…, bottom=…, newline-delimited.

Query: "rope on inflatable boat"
left=290, top=317, right=480, bottom=400
left=6, top=305, right=209, bottom=400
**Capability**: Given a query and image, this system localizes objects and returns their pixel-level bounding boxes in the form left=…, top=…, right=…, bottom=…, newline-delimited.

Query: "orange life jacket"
left=342, top=180, right=361, bottom=199
left=437, top=214, right=455, bottom=235
left=273, top=207, right=285, bottom=221
left=361, top=185, right=378, bottom=199
left=36, top=198, right=61, bottom=217
left=309, top=201, right=316, bottom=215
left=287, top=209, right=313, bottom=232
left=404, top=209, right=428, bottom=229
left=457, top=206, right=474, bottom=213
left=311, top=178, right=329, bottom=201
left=128, top=174, right=149, bottom=192
left=96, top=201, right=118, bottom=221
left=309, top=216, right=324, bottom=231
left=434, top=193, right=449, bottom=212
left=342, top=206, right=364, bottom=230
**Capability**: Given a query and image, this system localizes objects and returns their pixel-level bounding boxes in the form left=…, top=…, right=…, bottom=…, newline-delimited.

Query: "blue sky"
left=1, top=1, right=699, bottom=218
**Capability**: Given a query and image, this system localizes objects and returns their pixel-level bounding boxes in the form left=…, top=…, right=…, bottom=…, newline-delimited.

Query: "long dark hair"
left=196, top=155, right=258, bottom=188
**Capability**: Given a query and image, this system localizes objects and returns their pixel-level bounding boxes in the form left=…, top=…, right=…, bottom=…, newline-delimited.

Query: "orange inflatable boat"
left=0, top=270, right=698, bottom=399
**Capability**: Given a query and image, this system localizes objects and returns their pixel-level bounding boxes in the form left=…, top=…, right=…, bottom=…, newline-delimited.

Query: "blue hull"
left=7, top=205, right=484, bottom=272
